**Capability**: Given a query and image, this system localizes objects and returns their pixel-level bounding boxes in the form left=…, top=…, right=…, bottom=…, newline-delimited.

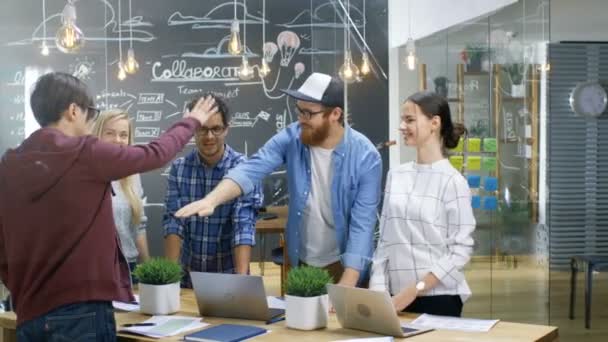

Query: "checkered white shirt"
left=369, top=159, right=475, bottom=302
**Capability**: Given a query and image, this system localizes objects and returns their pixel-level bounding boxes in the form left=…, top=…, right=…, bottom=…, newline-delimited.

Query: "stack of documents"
left=266, top=296, right=285, bottom=310
left=120, top=315, right=209, bottom=339
left=112, top=294, right=140, bottom=312
left=410, top=314, right=499, bottom=332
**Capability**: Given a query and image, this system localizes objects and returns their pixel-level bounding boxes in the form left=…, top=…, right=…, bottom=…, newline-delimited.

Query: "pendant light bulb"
left=55, top=2, right=84, bottom=53
left=228, top=20, right=242, bottom=55
left=339, top=51, right=360, bottom=83
left=124, top=48, right=139, bottom=74
left=238, top=55, right=254, bottom=80
left=360, top=51, right=371, bottom=76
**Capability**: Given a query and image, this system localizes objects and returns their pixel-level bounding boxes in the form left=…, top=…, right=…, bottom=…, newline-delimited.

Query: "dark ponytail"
left=406, top=91, right=467, bottom=150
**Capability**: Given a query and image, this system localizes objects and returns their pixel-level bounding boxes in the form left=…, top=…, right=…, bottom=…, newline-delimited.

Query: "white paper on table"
left=410, top=314, right=499, bottom=333
left=119, top=315, right=208, bottom=339
left=113, top=294, right=140, bottom=312
left=266, top=296, right=286, bottom=310
left=331, top=338, right=394, bottom=342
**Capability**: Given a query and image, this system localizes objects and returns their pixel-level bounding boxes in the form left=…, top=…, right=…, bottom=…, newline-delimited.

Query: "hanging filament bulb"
left=55, top=2, right=84, bottom=53
left=117, top=61, right=127, bottom=81
left=124, top=0, right=139, bottom=75
left=41, top=43, right=50, bottom=56
left=238, top=55, right=254, bottom=80
left=124, top=47, right=139, bottom=74
left=360, top=51, right=371, bottom=76
left=338, top=51, right=360, bottom=84
left=406, top=52, right=416, bottom=71
left=259, top=59, right=271, bottom=78
left=228, top=20, right=242, bottom=55
left=405, top=38, right=416, bottom=71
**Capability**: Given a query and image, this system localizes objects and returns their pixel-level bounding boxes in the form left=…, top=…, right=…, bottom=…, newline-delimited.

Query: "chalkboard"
left=0, top=0, right=389, bottom=257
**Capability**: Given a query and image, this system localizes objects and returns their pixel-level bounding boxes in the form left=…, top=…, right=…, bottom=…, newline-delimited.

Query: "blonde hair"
left=92, top=110, right=144, bottom=228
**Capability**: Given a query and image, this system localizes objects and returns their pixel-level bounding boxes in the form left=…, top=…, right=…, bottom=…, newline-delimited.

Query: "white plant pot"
left=285, top=294, right=329, bottom=330
left=511, top=84, right=525, bottom=97
left=139, top=282, right=180, bottom=315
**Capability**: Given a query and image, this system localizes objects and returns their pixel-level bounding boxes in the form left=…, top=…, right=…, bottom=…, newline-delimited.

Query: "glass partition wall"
left=406, top=0, right=550, bottom=325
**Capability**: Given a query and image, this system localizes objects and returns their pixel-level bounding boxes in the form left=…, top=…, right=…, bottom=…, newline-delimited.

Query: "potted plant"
left=132, top=258, right=182, bottom=315
left=505, top=63, right=526, bottom=97
left=461, top=44, right=484, bottom=72
left=284, top=266, right=333, bottom=330
left=433, top=76, right=449, bottom=98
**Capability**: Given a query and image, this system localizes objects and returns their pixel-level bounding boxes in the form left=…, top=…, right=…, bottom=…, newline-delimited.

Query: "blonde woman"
left=93, top=110, right=150, bottom=283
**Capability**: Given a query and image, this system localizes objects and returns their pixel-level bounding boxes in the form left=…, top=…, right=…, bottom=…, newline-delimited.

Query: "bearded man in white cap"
left=175, top=73, right=382, bottom=287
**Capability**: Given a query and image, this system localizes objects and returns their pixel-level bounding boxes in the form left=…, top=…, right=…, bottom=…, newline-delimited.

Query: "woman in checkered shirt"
left=369, top=91, right=476, bottom=317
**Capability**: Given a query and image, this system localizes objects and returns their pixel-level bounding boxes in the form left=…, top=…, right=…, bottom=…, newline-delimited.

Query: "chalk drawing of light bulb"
left=263, top=42, right=278, bottom=63
left=294, top=62, right=305, bottom=79
left=277, top=31, right=300, bottom=67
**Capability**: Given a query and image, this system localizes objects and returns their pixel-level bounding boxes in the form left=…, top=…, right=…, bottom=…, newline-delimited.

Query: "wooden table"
left=256, top=206, right=287, bottom=234
left=255, top=206, right=287, bottom=276
left=0, top=290, right=558, bottom=342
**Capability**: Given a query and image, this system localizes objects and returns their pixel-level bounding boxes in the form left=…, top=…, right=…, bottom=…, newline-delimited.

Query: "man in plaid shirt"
left=163, top=94, right=263, bottom=288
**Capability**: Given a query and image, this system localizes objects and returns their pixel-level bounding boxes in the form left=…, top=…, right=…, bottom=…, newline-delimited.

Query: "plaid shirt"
left=163, top=145, right=263, bottom=288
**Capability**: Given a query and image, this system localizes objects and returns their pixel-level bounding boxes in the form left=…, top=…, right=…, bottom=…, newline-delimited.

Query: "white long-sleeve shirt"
left=369, top=159, right=476, bottom=302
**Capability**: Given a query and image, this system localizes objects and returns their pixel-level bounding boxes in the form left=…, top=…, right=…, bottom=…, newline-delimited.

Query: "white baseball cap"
left=280, top=72, right=344, bottom=108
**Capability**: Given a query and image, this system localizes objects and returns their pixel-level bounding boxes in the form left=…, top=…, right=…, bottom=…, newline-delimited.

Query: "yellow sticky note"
left=467, top=156, right=481, bottom=171
left=451, top=138, right=464, bottom=152
left=468, top=138, right=481, bottom=152
left=449, top=156, right=464, bottom=170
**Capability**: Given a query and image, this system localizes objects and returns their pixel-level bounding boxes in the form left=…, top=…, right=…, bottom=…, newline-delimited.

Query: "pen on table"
left=122, top=323, right=156, bottom=327
left=265, top=316, right=285, bottom=325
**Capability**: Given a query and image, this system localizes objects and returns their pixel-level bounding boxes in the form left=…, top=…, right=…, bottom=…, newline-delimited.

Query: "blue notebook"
left=184, top=324, right=267, bottom=342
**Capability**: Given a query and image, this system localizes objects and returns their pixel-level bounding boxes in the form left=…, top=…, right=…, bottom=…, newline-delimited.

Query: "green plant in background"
left=285, top=266, right=333, bottom=297
left=505, top=63, right=526, bottom=85
left=464, top=43, right=485, bottom=62
left=461, top=43, right=494, bottom=72
left=468, top=119, right=490, bottom=137
left=132, top=258, right=182, bottom=285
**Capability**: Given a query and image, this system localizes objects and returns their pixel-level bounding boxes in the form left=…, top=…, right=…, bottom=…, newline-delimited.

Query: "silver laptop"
left=327, top=284, right=433, bottom=338
left=190, top=272, right=284, bottom=321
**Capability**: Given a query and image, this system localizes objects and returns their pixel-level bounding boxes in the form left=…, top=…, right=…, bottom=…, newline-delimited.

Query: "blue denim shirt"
left=226, top=122, right=382, bottom=272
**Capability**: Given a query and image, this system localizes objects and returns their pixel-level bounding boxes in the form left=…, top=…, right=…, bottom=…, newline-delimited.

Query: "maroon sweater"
left=0, top=117, right=200, bottom=325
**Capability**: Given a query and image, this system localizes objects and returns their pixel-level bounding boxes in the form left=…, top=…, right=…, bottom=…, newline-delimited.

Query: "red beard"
left=301, top=118, right=330, bottom=146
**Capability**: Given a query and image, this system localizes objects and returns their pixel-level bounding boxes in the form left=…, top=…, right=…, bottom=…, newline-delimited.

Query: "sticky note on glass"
left=484, top=177, right=498, bottom=192
left=471, top=196, right=481, bottom=209
left=483, top=138, right=497, bottom=152
left=467, top=175, right=481, bottom=188
left=449, top=156, right=464, bottom=170
left=467, top=156, right=481, bottom=171
left=468, top=138, right=481, bottom=152
left=525, top=125, right=532, bottom=139
left=451, top=138, right=464, bottom=152
left=483, top=196, right=498, bottom=210
left=482, top=157, right=497, bottom=172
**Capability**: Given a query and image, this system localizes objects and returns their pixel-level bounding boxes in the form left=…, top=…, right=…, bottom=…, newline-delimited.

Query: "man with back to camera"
left=0, top=72, right=217, bottom=340
left=175, top=73, right=382, bottom=287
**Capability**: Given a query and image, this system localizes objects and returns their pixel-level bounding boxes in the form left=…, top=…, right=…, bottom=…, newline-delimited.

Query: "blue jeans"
left=16, top=301, right=116, bottom=342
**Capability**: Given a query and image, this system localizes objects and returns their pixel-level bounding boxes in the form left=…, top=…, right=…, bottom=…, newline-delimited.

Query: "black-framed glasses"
left=295, top=104, right=326, bottom=120
left=86, top=106, right=101, bottom=122
left=197, top=126, right=226, bottom=137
